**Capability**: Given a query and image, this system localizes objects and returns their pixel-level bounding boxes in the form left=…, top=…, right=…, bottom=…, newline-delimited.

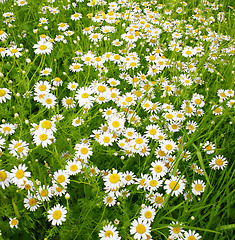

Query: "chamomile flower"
left=0, top=88, right=12, bottom=103
left=164, top=176, right=186, bottom=196
left=72, top=117, right=84, bottom=127
left=48, top=204, right=67, bottom=226
left=149, top=193, right=165, bottom=208
left=0, top=123, right=17, bottom=136
left=202, top=141, right=215, bottom=154
left=11, top=164, right=31, bottom=186
left=24, top=193, right=40, bottom=211
left=9, top=218, right=19, bottom=228
left=130, top=218, right=151, bottom=240
left=33, top=129, right=54, bottom=147
left=147, top=177, right=163, bottom=192
left=0, top=169, right=11, bottom=189
left=140, top=206, right=156, bottom=223
left=37, top=185, right=53, bottom=201
left=8, top=139, right=29, bottom=159
left=160, top=140, right=177, bottom=155
left=74, top=143, right=93, bottom=159
left=104, top=170, right=123, bottom=190
left=33, top=40, right=53, bottom=55
left=51, top=184, right=66, bottom=197
left=65, top=160, right=82, bottom=175
left=103, top=192, right=117, bottom=207
left=75, top=86, right=95, bottom=108
left=183, top=230, right=202, bottom=240
left=41, top=93, right=57, bottom=109
left=34, top=81, right=51, bottom=94
left=69, top=63, right=83, bottom=72
left=99, top=223, right=121, bottom=240
left=168, top=221, right=183, bottom=239
left=107, top=115, right=125, bottom=132
left=150, top=160, right=168, bottom=178
left=209, top=155, right=227, bottom=170
left=41, top=67, right=52, bottom=76
left=62, top=97, right=76, bottom=108
left=192, top=180, right=206, bottom=196
left=186, top=121, right=198, bottom=134
left=52, top=170, right=70, bottom=187
left=123, top=171, right=136, bottom=186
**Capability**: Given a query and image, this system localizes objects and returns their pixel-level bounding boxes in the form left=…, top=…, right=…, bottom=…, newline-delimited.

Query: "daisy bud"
left=0, top=73, right=3, bottom=77
left=35, top=159, right=38, bottom=162
left=141, top=204, right=146, bottom=208
left=121, top=156, right=124, bottom=160
left=25, top=120, right=29, bottom=124
left=114, top=219, right=119, bottom=225
left=114, top=152, right=118, bottom=156
left=117, top=202, right=120, bottom=206
left=14, top=113, right=19, bottom=118
left=2, top=119, right=5, bottom=123
left=65, top=193, right=70, bottom=199
left=9, top=80, right=12, bottom=83
left=36, top=180, right=41, bottom=186
left=191, top=216, right=195, bottom=220
left=16, top=93, right=20, bottom=97
left=67, top=138, right=70, bottom=141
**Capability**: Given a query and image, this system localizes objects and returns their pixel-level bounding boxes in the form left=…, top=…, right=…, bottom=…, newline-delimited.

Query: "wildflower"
left=150, top=160, right=168, bottom=178
left=192, top=180, right=206, bottom=196
left=202, top=141, right=215, bottom=154
left=103, top=192, right=117, bottom=207
left=65, top=160, right=82, bottom=175
left=24, top=193, right=40, bottom=211
left=0, top=88, right=11, bottom=103
left=123, top=171, right=136, bottom=186
left=40, top=67, right=52, bottom=76
left=71, top=13, right=82, bottom=21
left=37, top=185, right=53, bottom=201
left=130, top=218, right=151, bottom=240
left=41, top=93, right=57, bottom=109
left=0, top=123, right=17, bottom=136
left=72, top=117, right=84, bottom=127
left=33, top=40, right=53, bottom=55
left=34, top=81, right=51, bottom=94
left=69, top=63, right=83, bottom=72
left=104, top=170, right=123, bottom=190
left=164, top=176, right=186, bottom=196
left=8, top=139, right=29, bottom=159
left=47, top=204, right=67, bottom=226
left=183, top=230, right=202, bottom=240
left=160, top=140, right=177, bottom=155
left=74, top=143, right=93, bottom=159
left=75, top=86, right=95, bottom=108
left=62, top=97, right=76, bottom=108
left=6, top=45, right=22, bottom=58
left=99, top=223, right=121, bottom=239
left=168, top=221, right=183, bottom=239
left=0, top=169, right=11, bottom=189
left=52, top=170, right=70, bottom=187
left=33, top=129, right=54, bottom=147
left=11, top=164, right=31, bottom=186
left=140, top=206, right=156, bottom=223
left=209, top=155, right=227, bottom=170
left=9, top=218, right=19, bottom=228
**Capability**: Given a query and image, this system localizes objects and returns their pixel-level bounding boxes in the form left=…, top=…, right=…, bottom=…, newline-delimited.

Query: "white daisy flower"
left=47, top=204, right=67, bottom=226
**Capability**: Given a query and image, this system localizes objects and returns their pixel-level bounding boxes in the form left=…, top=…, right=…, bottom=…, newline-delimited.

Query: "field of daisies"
left=0, top=0, right=234, bottom=239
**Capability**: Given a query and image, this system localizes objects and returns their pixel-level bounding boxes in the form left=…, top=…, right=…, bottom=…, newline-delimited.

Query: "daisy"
left=212, top=105, right=223, bottom=115
left=0, top=88, right=11, bottom=103
left=147, top=176, right=163, bottom=192
left=41, top=93, right=57, bottom=109
left=103, top=193, right=117, bottom=207
left=48, top=204, right=67, bottom=226
left=186, top=121, right=198, bottom=134
left=74, top=143, right=93, bottom=159
left=67, top=81, right=78, bottom=91
left=99, top=223, right=121, bottom=240
left=11, top=164, right=31, bottom=186
left=160, top=140, right=177, bottom=155
left=75, top=86, right=95, bottom=108
left=140, top=206, right=156, bottom=223
left=183, top=230, right=202, bottom=240
left=34, top=81, right=51, bottom=94
left=130, top=218, right=151, bottom=240
left=17, top=0, right=28, bottom=6
left=0, top=123, right=17, bottom=136
left=52, top=77, right=63, bottom=86
left=98, top=132, right=116, bottom=146
left=58, top=22, right=69, bottom=31
left=51, top=184, right=66, bottom=197
left=209, top=155, right=227, bottom=170
left=33, top=129, right=54, bottom=147
left=0, top=30, right=8, bottom=41
left=65, top=160, right=82, bottom=176
left=168, top=221, right=183, bottom=239
left=69, top=63, right=83, bottom=72
left=9, top=218, right=19, bottom=228
left=33, top=40, right=53, bottom=55
left=51, top=114, right=64, bottom=122
left=39, top=119, right=56, bottom=133
left=72, top=117, right=84, bottom=127
left=202, top=141, right=215, bottom=154
left=149, top=193, right=165, bottom=208
left=71, top=12, right=82, bottom=21
left=182, top=46, right=196, bottom=58
left=192, top=180, right=206, bottom=196
left=150, top=160, right=168, bottom=178
left=8, top=139, right=29, bottom=159
left=24, top=193, right=40, bottom=211
left=104, top=170, right=123, bottom=190
left=62, top=97, right=76, bottom=108
left=40, top=67, right=52, bottom=76
left=37, top=185, right=53, bottom=201
left=0, top=169, right=11, bottom=189
left=52, top=170, right=70, bottom=187
left=164, top=176, right=186, bottom=197
left=6, top=45, right=22, bottom=58
left=136, top=174, right=150, bottom=191
left=123, top=171, right=136, bottom=186
left=107, top=115, right=125, bottom=132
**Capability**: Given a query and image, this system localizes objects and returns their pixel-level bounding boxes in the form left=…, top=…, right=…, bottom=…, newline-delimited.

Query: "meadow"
left=0, top=0, right=234, bottom=239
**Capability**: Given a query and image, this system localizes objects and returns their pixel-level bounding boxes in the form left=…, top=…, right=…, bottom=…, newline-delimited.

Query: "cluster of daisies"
left=0, top=0, right=234, bottom=239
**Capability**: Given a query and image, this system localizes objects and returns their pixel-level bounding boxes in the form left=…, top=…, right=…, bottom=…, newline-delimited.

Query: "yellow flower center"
left=215, top=159, right=223, bottom=166
left=53, top=210, right=62, bottom=220
left=184, top=106, right=192, bottom=113
left=105, top=230, right=113, bottom=237
left=82, top=93, right=89, bottom=98
left=16, top=169, right=24, bottom=179
left=155, top=196, right=163, bottom=203
left=154, top=165, right=162, bottom=173
left=39, top=45, right=47, bottom=50
left=136, top=224, right=146, bottom=234
left=112, top=121, right=120, bottom=128
left=80, top=148, right=88, bottom=154
left=165, top=144, right=173, bottom=151
left=39, top=134, right=47, bottom=141
left=206, top=145, right=212, bottom=151
left=0, top=171, right=7, bottom=181
left=57, top=175, right=65, bottom=183
left=70, top=165, right=78, bottom=172
left=188, top=236, right=196, bottom=240
left=40, top=189, right=49, bottom=197
left=103, top=136, right=110, bottom=143
left=11, top=49, right=18, bottom=53
left=185, top=50, right=192, bottom=55
left=17, top=147, right=24, bottom=153
left=194, top=184, right=203, bottom=192
left=39, top=85, right=47, bottom=91
left=41, top=120, right=52, bottom=129
left=29, top=198, right=37, bottom=206
left=144, top=211, right=152, bottom=219
left=125, top=175, right=132, bottom=181
left=136, top=138, right=143, bottom=144
left=0, top=89, right=6, bottom=97
left=166, top=113, right=173, bottom=119
left=169, top=181, right=180, bottom=190
left=173, top=227, right=180, bottom=234
left=109, top=173, right=120, bottom=184
left=11, top=219, right=18, bottom=225
left=150, top=179, right=157, bottom=187
left=106, top=196, right=113, bottom=203
left=66, top=99, right=72, bottom=105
